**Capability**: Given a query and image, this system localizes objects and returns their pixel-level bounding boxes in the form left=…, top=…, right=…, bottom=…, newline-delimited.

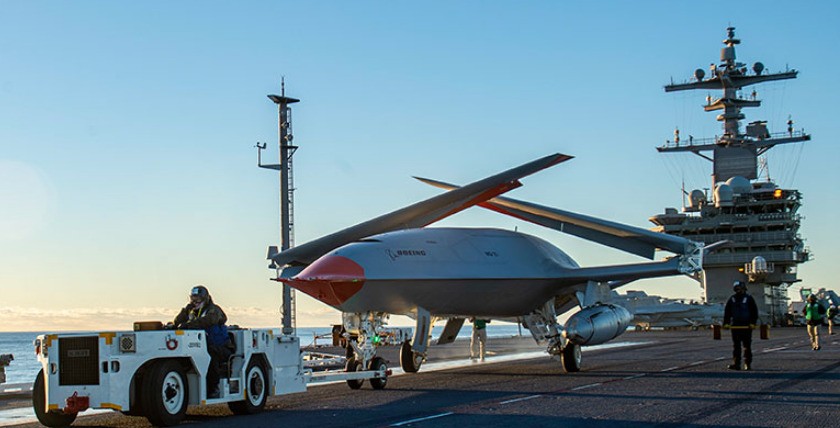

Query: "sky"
left=2, top=1, right=839, bottom=332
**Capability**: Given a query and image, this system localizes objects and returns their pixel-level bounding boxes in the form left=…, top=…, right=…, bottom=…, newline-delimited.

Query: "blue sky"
left=2, top=1, right=838, bottom=331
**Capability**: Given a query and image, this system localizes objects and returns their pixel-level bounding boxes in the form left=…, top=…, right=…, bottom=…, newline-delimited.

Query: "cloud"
left=0, top=306, right=176, bottom=332
left=0, top=305, right=343, bottom=332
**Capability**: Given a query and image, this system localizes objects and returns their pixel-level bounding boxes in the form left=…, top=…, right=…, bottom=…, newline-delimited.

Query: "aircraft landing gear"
left=561, top=343, right=581, bottom=372
left=399, top=340, right=425, bottom=373
left=522, top=300, right=581, bottom=373
left=342, top=311, right=387, bottom=385
left=400, top=307, right=431, bottom=373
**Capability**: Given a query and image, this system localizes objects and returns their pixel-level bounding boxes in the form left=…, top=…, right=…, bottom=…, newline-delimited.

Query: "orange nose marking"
left=283, top=255, right=365, bottom=307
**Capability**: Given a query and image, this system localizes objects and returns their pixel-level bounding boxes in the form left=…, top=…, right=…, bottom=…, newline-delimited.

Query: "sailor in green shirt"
left=803, top=294, right=827, bottom=350
left=470, top=318, right=490, bottom=361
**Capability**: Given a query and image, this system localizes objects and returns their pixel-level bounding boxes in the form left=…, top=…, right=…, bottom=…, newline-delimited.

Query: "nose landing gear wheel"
left=345, top=357, right=364, bottom=389
left=368, top=357, right=388, bottom=390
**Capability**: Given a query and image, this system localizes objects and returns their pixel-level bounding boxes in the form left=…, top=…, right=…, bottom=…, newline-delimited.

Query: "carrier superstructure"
left=650, top=27, right=810, bottom=325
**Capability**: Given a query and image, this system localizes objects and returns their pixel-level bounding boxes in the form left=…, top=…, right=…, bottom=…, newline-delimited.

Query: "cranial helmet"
left=190, top=285, right=210, bottom=304
left=732, top=281, right=746, bottom=290
left=807, top=294, right=817, bottom=302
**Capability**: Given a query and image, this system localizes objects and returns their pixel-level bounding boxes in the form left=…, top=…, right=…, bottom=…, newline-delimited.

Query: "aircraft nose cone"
left=284, top=255, right=366, bottom=307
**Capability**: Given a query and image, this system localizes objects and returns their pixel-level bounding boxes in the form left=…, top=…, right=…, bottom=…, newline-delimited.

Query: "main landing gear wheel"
left=400, top=340, right=423, bottom=373
left=561, top=343, right=581, bottom=373
left=368, top=357, right=388, bottom=390
left=345, top=357, right=364, bottom=390
left=141, top=360, right=188, bottom=427
left=229, top=359, right=268, bottom=415
left=33, top=370, right=77, bottom=427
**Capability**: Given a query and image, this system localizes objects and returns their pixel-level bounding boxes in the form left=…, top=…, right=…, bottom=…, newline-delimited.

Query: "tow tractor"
left=31, top=322, right=390, bottom=427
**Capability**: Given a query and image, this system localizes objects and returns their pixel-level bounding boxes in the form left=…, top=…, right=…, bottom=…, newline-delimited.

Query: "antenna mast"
left=260, top=77, right=300, bottom=335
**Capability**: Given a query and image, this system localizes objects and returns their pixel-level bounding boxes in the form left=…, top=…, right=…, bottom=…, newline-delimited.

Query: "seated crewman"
left=173, top=285, right=232, bottom=397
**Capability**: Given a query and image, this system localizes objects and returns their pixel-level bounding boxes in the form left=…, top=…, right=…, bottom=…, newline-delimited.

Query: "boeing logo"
left=386, top=249, right=427, bottom=261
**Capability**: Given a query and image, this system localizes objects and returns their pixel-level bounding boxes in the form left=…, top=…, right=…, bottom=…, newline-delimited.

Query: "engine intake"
left=564, top=304, right=632, bottom=346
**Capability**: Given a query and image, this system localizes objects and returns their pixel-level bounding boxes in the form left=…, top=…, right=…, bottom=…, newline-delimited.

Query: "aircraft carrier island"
left=650, top=27, right=810, bottom=326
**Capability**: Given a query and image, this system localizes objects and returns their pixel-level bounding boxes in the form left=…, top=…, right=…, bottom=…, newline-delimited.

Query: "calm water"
left=0, top=332, right=38, bottom=385
left=0, top=324, right=524, bottom=385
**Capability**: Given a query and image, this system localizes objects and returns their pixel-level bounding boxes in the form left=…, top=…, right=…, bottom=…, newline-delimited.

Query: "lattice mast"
left=259, top=78, right=300, bottom=335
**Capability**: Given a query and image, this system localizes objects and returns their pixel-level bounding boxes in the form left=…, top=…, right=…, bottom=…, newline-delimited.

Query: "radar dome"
left=694, top=68, right=706, bottom=81
left=689, top=189, right=706, bottom=208
left=751, top=256, right=768, bottom=273
left=714, top=184, right=733, bottom=207
left=726, top=176, right=751, bottom=194
left=753, top=62, right=764, bottom=75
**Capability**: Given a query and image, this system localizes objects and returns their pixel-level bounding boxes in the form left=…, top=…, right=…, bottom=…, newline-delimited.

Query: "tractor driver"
left=171, top=285, right=232, bottom=397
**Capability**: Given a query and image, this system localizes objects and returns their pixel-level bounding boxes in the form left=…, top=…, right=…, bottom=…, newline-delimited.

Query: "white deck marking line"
left=500, top=394, right=542, bottom=405
left=391, top=412, right=455, bottom=426
left=660, top=366, right=679, bottom=372
left=570, top=382, right=602, bottom=391
left=688, top=360, right=705, bottom=366
left=762, top=346, right=789, bottom=353
left=623, top=374, right=646, bottom=380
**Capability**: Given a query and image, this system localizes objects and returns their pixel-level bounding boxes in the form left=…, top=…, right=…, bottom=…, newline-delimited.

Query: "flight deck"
left=3, top=327, right=838, bottom=427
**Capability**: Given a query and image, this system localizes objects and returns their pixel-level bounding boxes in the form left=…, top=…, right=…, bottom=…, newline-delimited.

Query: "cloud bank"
left=0, top=305, right=343, bottom=332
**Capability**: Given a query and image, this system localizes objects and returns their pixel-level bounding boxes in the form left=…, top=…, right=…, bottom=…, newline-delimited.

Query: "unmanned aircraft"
left=269, top=153, right=704, bottom=375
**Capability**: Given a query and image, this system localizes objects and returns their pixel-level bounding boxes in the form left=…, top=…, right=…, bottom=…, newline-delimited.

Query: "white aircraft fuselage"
left=285, top=227, right=580, bottom=317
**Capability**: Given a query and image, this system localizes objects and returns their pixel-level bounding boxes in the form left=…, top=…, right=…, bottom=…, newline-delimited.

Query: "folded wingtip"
left=415, top=153, right=572, bottom=189
left=551, top=153, right=574, bottom=164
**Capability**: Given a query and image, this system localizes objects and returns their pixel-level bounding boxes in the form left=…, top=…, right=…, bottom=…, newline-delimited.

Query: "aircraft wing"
left=271, top=153, right=572, bottom=266
left=551, top=258, right=695, bottom=315
left=561, top=258, right=687, bottom=283
left=415, top=177, right=694, bottom=259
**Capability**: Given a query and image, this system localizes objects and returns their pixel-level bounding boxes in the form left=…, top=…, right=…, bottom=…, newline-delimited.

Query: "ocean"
left=0, top=324, right=525, bottom=385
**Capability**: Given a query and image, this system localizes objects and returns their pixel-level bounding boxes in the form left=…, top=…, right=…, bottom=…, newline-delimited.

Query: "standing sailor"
left=469, top=318, right=490, bottom=362
left=802, top=294, right=826, bottom=350
left=723, top=281, right=758, bottom=370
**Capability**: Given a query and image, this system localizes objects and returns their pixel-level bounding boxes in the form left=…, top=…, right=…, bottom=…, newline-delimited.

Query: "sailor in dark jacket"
left=173, top=285, right=232, bottom=397
left=723, top=281, right=759, bottom=370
